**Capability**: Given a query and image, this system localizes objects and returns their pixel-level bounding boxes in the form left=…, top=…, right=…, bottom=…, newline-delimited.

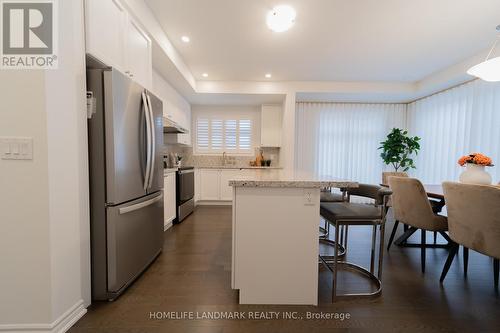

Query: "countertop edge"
left=228, top=180, right=358, bottom=188
left=196, top=166, right=283, bottom=170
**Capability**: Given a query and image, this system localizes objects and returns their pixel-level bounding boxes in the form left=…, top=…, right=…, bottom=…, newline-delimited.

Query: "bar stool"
left=319, top=188, right=347, bottom=258
left=319, top=184, right=392, bottom=301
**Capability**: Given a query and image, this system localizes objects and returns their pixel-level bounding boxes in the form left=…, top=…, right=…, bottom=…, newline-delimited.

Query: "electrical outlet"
left=303, top=189, right=315, bottom=206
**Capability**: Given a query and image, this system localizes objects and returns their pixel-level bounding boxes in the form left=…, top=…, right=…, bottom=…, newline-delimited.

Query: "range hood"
left=163, top=117, right=187, bottom=134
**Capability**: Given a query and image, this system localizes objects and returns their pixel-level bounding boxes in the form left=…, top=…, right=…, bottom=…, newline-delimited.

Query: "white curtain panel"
left=296, top=102, right=406, bottom=184
left=407, top=80, right=500, bottom=184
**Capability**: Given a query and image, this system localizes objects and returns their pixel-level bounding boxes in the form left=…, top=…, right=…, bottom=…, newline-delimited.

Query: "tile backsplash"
left=163, top=144, right=280, bottom=168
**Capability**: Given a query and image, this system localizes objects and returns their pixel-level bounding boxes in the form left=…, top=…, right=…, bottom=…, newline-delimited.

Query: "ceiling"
left=145, top=0, right=500, bottom=83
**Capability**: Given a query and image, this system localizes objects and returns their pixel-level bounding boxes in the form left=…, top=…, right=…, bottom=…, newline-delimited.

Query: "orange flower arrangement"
left=458, top=153, right=494, bottom=167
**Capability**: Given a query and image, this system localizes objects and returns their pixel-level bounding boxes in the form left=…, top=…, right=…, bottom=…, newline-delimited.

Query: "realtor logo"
left=1, top=0, right=58, bottom=69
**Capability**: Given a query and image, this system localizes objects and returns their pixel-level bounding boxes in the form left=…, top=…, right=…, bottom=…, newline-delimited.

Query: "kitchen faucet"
left=222, top=151, right=227, bottom=166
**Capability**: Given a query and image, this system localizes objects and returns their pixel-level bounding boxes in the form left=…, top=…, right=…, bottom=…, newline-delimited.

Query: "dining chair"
left=440, top=182, right=500, bottom=287
left=388, top=177, right=449, bottom=273
left=319, top=184, right=392, bottom=301
left=383, top=172, right=408, bottom=249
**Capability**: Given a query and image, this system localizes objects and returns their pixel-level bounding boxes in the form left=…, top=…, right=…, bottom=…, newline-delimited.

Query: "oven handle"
left=178, top=169, right=194, bottom=175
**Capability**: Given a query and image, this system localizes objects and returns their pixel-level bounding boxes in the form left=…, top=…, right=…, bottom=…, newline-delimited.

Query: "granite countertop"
left=163, top=168, right=178, bottom=174
left=196, top=166, right=283, bottom=170
left=228, top=171, right=358, bottom=188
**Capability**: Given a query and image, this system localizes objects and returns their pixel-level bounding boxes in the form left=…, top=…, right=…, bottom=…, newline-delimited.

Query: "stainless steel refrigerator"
left=87, top=67, right=164, bottom=301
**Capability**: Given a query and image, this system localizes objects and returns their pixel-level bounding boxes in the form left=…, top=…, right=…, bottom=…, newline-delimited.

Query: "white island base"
left=230, top=175, right=357, bottom=305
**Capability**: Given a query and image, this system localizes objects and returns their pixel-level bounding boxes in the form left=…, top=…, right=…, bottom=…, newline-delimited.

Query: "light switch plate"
left=0, top=137, right=33, bottom=160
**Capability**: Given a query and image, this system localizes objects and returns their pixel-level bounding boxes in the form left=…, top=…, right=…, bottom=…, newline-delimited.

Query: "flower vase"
left=459, top=163, right=492, bottom=185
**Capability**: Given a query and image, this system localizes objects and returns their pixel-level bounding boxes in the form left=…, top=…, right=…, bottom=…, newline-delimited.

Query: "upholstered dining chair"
left=440, top=182, right=500, bottom=287
left=388, top=177, right=449, bottom=273
left=383, top=172, right=408, bottom=249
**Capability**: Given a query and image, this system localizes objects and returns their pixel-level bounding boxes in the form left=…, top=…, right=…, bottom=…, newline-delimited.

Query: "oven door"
left=177, top=169, right=194, bottom=203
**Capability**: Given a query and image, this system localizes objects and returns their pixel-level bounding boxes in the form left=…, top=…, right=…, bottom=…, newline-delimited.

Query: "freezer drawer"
left=106, top=192, right=164, bottom=293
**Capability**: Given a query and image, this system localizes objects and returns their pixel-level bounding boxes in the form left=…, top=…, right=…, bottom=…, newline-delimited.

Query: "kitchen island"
left=229, top=172, right=357, bottom=305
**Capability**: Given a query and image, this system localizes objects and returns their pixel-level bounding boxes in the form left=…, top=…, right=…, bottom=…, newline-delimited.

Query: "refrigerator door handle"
left=146, top=93, right=155, bottom=189
left=119, top=193, right=163, bottom=215
left=142, top=92, right=152, bottom=191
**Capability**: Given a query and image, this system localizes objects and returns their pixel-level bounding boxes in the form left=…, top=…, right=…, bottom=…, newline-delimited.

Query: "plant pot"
left=382, top=172, right=408, bottom=186
left=459, top=163, right=492, bottom=185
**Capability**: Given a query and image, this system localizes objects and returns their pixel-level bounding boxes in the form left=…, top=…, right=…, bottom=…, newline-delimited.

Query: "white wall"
left=0, top=0, right=88, bottom=331
left=0, top=71, right=53, bottom=326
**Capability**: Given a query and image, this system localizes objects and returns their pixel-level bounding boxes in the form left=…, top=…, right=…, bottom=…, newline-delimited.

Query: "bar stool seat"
left=321, top=202, right=382, bottom=222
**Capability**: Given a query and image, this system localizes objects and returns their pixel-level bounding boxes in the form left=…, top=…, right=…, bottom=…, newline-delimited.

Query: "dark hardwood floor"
left=70, top=206, right=500, bottom=333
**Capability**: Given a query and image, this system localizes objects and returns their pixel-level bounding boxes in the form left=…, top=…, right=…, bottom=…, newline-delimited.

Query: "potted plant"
left=379, top=128, right=421, bottom=183
left=458, top=153, right=494, bottom=185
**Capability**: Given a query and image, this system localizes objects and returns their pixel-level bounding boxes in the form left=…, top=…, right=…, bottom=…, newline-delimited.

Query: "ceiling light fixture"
left=467, top=25, right=500, bottom=82
left=265, top=73, right=272, bottom=78
left=202, top=73, right=208, bottom=78
left=181, top=36, right=190, bottom=43
left=266, top=5, right=296, bottom=32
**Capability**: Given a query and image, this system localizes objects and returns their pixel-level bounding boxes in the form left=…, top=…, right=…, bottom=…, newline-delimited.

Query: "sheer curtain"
left=296, top=102, right=406, bottom=184
left=408, top=80, right=500, bottom=183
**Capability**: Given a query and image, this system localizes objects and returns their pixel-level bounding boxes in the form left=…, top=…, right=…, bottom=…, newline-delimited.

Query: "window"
left=408, top=80, right=500, bottom=183
left=195, top=117, right=255, bottom=154
left=296, top=102, right=406, bottom=184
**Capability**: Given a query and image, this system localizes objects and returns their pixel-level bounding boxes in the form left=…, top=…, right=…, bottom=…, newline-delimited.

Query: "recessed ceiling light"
left=265, top=73, right=272, bottom=78
left=266, top=5, right=296, bottom=32
left=202, top=73, right=208, bottom=78
left=181, top=36, right=190, bottom=43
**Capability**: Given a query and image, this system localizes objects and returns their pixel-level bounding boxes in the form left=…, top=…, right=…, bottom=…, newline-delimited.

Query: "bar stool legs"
left=319, top=220, right=384, bottom=301
left=319, top=219, right=347, bottom=259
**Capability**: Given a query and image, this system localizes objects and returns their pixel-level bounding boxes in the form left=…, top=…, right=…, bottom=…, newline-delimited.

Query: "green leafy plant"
left=379, top=128, right=421, bottom=172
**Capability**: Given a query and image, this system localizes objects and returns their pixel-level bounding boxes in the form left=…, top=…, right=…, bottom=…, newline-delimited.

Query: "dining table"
left=423, top=184, right=444, bottom=200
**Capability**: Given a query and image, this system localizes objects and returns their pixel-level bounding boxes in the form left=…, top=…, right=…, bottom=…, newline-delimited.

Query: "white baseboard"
left=196, top=201, right=232, bottom=206
left=0, top=300, right=87, bottom=333
left=164, top=220, right=174, bottom=231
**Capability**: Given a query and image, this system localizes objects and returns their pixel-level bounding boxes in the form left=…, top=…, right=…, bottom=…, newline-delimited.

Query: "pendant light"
left=467, top=25, right=500, bottom=82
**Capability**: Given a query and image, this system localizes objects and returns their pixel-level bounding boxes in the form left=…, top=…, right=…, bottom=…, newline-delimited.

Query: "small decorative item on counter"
left=255, top=150, right=264, bottom=167
left=265, top=160, right=271, bottom=167
left=249, top=161, right=256, bottom=167
left=175, top=154, right=183, bottom=167
left=458, top=153, right=494, bottom=185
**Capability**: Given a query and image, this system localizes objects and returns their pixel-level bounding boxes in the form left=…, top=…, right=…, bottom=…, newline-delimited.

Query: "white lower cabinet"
left=163, top=172, right=176, bottom=229
left=199, top=169, right=220, bottom=201
left=219, top=170, right=242, bottom=201
left=198, top=169, right=258, bottom=202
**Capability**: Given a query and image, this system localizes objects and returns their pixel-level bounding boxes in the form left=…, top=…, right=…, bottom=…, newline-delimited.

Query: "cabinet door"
left=220, top=170, right=245, bottom=201
left=167, top=174, right=177, bottom=222
left=85, top=0, right=127, bottom=71
left=194, top=169, right=200, bottom=202
left=261, top=105, right=282, bottom=147
left=163, top=174, right=176, bottom=227
left=125, top=18, right=152, bottom=89
left=199, top=169, right=220, bottom=201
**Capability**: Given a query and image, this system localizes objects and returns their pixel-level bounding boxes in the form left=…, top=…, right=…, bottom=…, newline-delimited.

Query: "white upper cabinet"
left=85, top=0, right=152, bottom=88
left=261, top=104, right=282, bottom=147
left=85, top=0, right=127, bottom=71
left=124, top=18, right=152, bottom=88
